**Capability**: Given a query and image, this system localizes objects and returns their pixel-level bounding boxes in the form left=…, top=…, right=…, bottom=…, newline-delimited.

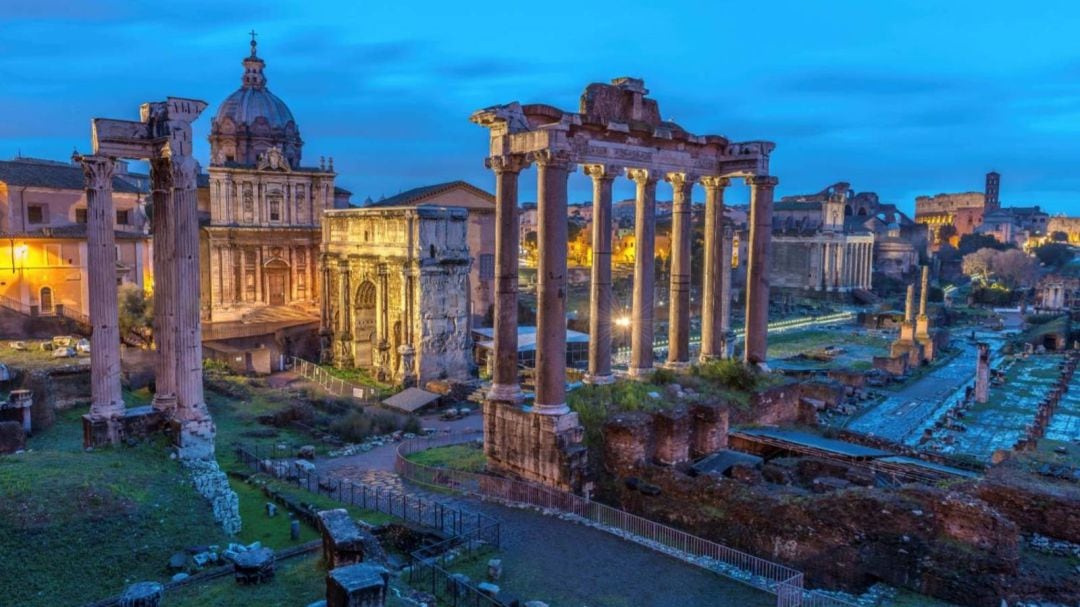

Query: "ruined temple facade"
left=771, top=183, right=873, bottom=292
left=199, top=38, right=347, bottom=323
left=320, top=205, right=472, bottom=386
left=472, top=78, right=775, bottom=492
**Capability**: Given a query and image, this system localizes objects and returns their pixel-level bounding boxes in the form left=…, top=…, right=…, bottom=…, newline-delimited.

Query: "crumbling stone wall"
left=735, top=383, right=821, bottom=426
left=873, top=355, right=908, bottom=376
left=967, top=467, right=1080, bottom=544
left=603, top=404, right=729, bottom=475
left=602, top=465, right=1036, bottom=607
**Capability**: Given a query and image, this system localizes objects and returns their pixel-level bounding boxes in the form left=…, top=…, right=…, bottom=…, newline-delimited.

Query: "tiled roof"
left=0, top=159, right=144, bottom=194
left=365, top=180, right=493, bottom=208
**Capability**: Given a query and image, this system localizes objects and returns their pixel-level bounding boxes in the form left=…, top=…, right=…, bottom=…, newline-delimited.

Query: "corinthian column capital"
left=745, top=174, right=779, bottom=189
left=78, top=155, right=116, bottom=191
left=171, top=156, right=199, bottom=191
left=626, top=167, right=659, bottom=185
left=665, top=171, right=697, bottom=194
left=485, top=153, right=529, bottom=174
left=700, top=175, right=731, bottom=190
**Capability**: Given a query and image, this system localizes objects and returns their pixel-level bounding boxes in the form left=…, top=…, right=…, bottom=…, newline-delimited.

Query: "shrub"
left=694, top=359, right=758, bottom=391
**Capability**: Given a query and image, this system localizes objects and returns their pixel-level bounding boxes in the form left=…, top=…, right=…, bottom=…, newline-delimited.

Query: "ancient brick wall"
left=482, top=401, right=588, bottom=493
left=603, top=404, right=729, bottom=475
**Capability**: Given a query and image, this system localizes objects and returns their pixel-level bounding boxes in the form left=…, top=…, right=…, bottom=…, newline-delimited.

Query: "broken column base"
left=171, top=418, right=217, bottom=460
left=82, top=406, right=163, bottom=449
left=483, top=400, right=588, bottom=494
left=890, top=339, right=925, bottom=369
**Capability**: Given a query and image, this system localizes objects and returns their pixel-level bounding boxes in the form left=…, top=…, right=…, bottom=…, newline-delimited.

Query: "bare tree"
left=993, top=249, right=1038, bottom=289
left=962, top=248, right=998, bottom=284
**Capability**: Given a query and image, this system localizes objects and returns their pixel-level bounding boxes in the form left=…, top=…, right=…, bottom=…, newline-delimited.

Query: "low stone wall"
left=185, top=459, right=241, bottom=535
left=732, top=383, right=824, bottom=426
left=603, top=403, right=729, bottom=473
left=873, top=354, right=909, bottom=376
left=18, top=366, right=91, bottom=431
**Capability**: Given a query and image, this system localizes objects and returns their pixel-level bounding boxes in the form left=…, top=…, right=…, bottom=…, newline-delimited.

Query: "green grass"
left=230, top=478, right=320, bottom=548
left=0, top=339, right=90, bottom=371
left=166, top=551, right=325, bottom=607
left=406, top=444, right=487, bottom=473
left=0, top=424, right=228, bottom=606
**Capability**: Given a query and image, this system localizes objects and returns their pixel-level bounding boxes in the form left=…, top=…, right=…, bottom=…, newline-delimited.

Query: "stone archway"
left=354, top=281, right=377, bottom=368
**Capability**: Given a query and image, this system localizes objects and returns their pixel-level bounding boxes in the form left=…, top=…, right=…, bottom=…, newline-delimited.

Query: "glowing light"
left=614, top=316, right=631, bottom=328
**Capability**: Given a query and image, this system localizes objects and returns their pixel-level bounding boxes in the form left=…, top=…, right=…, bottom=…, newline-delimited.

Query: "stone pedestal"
left=173, top=418, right=217, bottom=460
left=83, top=406, right=163, bottom=449
left=317, top=509, right=368, bottom=570
left=234, top=547, right=275, bottom=585
left=326, top=563, right=389, bottom=607
left=0, top=390, right=32, bottom=435
left=482, top=400, right=587, bottom=493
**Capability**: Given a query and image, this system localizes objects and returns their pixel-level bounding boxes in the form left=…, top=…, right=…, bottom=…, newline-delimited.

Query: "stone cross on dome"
left=249, top=29, right=258, bottom=56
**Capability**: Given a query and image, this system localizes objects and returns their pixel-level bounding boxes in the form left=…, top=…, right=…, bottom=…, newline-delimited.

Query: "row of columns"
left=820, top=240, right=873, bottom=291
left=486, top=150, right=777, bottom=414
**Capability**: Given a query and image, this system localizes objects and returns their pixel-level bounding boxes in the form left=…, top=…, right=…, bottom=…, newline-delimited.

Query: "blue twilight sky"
left=2, top=0, right=1079, bottom=213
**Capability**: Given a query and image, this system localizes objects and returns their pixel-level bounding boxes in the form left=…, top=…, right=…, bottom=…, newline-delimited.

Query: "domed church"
left=199, top=35, right=350, bottom=335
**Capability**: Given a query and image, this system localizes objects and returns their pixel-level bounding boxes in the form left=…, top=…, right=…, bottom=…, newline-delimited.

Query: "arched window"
left=39, top=286, right=53, bottom=314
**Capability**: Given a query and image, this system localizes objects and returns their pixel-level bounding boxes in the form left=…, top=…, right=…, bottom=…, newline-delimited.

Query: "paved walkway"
left=313, top=416, right=772, bottom=607
left=846, top=332, right=1007, bottom=445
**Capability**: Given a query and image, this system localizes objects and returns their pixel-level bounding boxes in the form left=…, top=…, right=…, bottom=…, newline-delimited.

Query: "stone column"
left=337, top=261, right=352, bottom=364
left=699, top=177, right=729, bottom=361
left=743, top=176, right=776, bottom=366
left=584, top=164, right=617, bottom=384
left=904, top=283, right=915, bottom=323
left=719, top=224, right=735, bottom=358
left=628, top=168, right=659, bottom=377
left=171, top=156, right=215, bottom=459
left=865, top=242, right=873, bottom=290
left=80, top=155, right=125, bottom=444
left=974, top=342, right=990, bottom=403
left=666, top=172, right=694, bottom=369
left=487, top=154, right=528, bottom=402
left=149, top=158, right=177, bottom=415
left=531, top=149, right=572, bottom=415
left=918, top=264, right=929, bottom=317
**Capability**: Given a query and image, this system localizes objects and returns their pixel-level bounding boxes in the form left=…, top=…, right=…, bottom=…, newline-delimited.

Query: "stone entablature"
left=771, top=232, right=874, bottom=292
left=206, top=162, right=335, bottom=228
left=320, top=205, right=472, bottom=386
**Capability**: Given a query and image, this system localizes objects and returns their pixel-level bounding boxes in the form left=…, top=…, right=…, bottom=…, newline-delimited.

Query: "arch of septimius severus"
left=473, top=78, right=776, bottom=491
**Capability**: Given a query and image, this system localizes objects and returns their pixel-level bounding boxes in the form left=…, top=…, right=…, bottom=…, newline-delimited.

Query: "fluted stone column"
left=744, top=175, right=777, bottom=366
left=171, top=156, right=215, bottom=459
left=532, top=149, right=572, bottom=415
left=81, top=155, right=125, bottom=444
left=904, top=283, right=915, bottom=323
left=666, top=172, right=694, bottom=369
left=699, top=177, right=729, bottom=361
left=487, top=154, right=528, bottom=402
left=584, top=164, right=617, bottom=384
left=150, top=158, right=177, bottom=415
left=337, top=260, right=352, bottom=365
left=628, top=168, right=658, bottom=377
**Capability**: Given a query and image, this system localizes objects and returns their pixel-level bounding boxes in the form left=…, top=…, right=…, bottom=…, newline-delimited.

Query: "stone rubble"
left=184, top=459, right=241, bottom=535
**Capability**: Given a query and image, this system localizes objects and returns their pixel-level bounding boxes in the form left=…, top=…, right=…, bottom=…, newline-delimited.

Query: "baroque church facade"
left=199, top=38, right=349, bottom=325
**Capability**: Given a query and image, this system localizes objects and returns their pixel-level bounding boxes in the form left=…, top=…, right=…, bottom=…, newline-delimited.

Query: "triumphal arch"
left=472, top=78, right=776, bottom=491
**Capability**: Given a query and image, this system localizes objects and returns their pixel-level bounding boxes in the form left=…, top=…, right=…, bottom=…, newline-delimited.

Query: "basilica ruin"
left=472, top=78, right=776, bottom=490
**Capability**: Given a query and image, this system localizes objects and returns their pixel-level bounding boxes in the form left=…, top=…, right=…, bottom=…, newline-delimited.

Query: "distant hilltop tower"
left=985, top=171, right=1000, bottom=211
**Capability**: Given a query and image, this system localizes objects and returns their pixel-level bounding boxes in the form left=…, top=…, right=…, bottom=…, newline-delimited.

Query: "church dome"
left=209, top=36, right=303, bottom=167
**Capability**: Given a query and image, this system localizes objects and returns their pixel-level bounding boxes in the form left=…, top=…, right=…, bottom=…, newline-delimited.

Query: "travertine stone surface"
left=629, top=168, right=658, bottom=377
left=487, top=154, right=527, bottom=402
left=699, top=177, right=729, bottom=361
left=665, top=172, right=694, bottom=368
left=584, top=164, right=617, bottom=384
